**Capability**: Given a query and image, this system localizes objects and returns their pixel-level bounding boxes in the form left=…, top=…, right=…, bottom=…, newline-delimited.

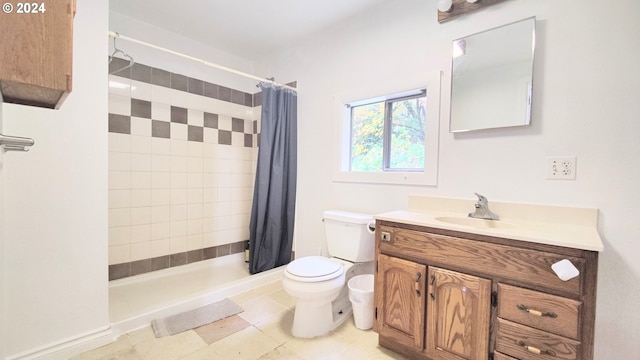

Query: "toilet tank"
left=323, top=210, right=375, bottom=262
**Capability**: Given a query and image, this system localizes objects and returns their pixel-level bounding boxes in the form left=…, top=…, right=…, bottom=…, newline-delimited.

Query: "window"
left=333, top=73, right=441, bottom=186
left=349, top=90, right=426, bottom=172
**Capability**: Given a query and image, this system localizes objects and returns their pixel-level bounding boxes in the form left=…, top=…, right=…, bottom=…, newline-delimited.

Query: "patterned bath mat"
left=151, top=298, right=244, bottom=337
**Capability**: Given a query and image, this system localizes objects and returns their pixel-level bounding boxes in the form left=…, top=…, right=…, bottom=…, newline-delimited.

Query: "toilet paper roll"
left=551, top=259, right=580, bottom=281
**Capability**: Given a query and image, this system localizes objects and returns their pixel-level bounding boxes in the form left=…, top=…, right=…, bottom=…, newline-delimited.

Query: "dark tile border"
left=110, top=57, right=297, bottom=109
left=109, top=240, right=248, bottom=281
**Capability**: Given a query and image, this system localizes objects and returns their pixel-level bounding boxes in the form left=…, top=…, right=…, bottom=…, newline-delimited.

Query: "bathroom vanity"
left=373, top=196, right=603, bottom=360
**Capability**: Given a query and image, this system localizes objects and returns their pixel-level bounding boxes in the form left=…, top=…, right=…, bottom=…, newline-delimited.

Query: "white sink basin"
left=435, top=216, right=514, bottom=229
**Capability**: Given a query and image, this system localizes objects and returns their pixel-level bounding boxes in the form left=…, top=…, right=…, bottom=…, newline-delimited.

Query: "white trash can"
left=348, top=274, right=375, bottom=330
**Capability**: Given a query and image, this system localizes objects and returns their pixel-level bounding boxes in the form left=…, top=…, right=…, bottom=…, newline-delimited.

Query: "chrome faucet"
left=468, top=193, right=499, bottom=220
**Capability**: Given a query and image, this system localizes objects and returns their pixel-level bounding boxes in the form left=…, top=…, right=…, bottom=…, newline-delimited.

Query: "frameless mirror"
left=450, top=17, right=536, bottom=132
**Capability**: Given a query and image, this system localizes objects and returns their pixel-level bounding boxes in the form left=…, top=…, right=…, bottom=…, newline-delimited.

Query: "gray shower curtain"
left=249, top=83, right=297, bottom=274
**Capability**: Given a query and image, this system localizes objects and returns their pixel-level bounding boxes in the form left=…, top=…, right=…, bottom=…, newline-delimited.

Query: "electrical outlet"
left=546, top=156, right=577, bottom=180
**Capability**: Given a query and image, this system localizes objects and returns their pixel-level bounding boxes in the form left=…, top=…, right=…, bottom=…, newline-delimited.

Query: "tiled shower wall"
left=107, top=58, right=259, bottom=280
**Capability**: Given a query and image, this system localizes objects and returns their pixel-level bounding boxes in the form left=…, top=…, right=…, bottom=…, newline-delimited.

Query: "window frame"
left=333, top=72, right=441, bottom=186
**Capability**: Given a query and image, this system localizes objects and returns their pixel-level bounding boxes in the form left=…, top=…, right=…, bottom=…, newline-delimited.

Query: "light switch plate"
left=546, top=156, right=577, bottom=180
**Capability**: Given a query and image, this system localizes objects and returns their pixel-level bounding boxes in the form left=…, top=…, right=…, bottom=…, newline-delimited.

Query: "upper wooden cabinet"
left=0, top=0, right=76, bottom=109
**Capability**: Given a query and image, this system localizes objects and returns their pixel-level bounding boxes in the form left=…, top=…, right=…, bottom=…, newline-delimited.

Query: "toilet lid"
left=285, top=256, right=343, bottom=281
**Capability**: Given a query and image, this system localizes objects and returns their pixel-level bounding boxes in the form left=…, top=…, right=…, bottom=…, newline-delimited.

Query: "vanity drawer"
left=494, top=352, right=519, bottom=360
left=498, top=283, right=581, bottom=340
left=496, top=318, right=580, bottom=360
left=378, top=225, right=585, bottom=296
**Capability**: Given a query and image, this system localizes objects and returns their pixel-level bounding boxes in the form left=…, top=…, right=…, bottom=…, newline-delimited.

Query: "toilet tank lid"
left=323, top=210, right=373, bottom=224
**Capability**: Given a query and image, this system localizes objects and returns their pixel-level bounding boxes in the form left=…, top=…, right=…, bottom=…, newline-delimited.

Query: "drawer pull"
left=517, top=340, right=556, bottom=356
left=517, top=304, right=558, bottom=318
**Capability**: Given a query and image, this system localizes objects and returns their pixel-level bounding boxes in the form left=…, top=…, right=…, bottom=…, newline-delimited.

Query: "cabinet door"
left=425, top=267, right=491, bottom=360
left=376, top=254, right=426, bottom=351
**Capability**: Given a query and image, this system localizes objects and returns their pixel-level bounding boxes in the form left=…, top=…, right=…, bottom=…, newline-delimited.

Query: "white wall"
left=255, top=0, right=640, bottom=357
left=1, top=0, right=111, bottom=358
left=1, top=103, right=6, bottom=359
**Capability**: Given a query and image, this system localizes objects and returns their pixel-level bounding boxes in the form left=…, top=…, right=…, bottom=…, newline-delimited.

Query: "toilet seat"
left=284, top=256, right=344, bottom=282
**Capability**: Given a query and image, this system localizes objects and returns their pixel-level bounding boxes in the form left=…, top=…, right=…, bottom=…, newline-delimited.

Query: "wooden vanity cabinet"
left=373, top=220, right=598, bottom=360
left=0, top=0, right=76, bottom=109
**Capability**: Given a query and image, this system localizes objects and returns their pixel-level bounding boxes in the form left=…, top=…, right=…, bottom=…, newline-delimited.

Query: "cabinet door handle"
left=415, top=272, right=422, bottom=297
left=517, top=340, right=556, bottom=356
left=517, top=304, right=558, bottom=318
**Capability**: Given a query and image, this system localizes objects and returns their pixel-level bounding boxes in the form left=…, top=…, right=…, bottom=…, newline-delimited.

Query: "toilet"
left=282, top=210, right=375, bottom=338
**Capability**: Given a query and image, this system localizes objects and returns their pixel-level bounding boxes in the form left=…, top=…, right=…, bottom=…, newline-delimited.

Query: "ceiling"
left=109, top=0, right=388, bottom=59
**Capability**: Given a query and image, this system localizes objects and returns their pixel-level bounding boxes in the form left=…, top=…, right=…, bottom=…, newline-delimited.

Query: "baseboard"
left=5, top=325, right=114, bottom=360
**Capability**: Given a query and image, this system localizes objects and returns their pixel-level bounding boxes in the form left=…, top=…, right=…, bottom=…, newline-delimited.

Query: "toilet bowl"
left=282, top=210, right=375, bottom=338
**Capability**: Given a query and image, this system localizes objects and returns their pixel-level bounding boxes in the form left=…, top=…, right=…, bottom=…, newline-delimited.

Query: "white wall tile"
left=187, top=188, right=203, bottom=203
left=131, top=224, right=151, bottom=243
left=130, top=189, right=152, bottom=207
left=151, top=155, right=172, bottom=172
left=171, top=220, right=187, bottom=237
left=170, top=172, right=188, bottom=188
left=151, top=137, right=171, bottom=155
left=109, top=133, right=131, bottom=153
left=151, top=172, right=171, bottom=189
left=202, top=232, right=216, bottom=247
left=203, top=173, right=217, bottom=188
left=187, top=219, right=202, bottom=235
left=170, top=156, right=188, bottom=173
left=131, top=135, right=152, bottom=154
left=109, top=189, right=131, bottom=209
left=171, top=188, right=188, bottom=205
left=232, top=132, right=244, bottom=147
left=109, top=152, right=130, bottom=171
left=187, top=234, right=203, bottom=251
left=203, top=158, right=218, bottom=173
left=130, top=117, right=152, bottom=137
left=109, top=226, right=131, bottom=246
left=131, top=207, right=151, bottom=225
left=171, top=123, right=188, bottom=141
left=187, top=203, right=203, bottom=219
left=109, top=244, right=130, bottom=265
left=151, top=205, right=171, bottom=223
left=130, top=80, right=152, bottom=101
left=187, top=142, right=203, bottom=157
left=188, top=109, right=204, bottom=126
left=108, top=94, right=131, bottom=116
left=109, top=208, right=130, bottom=227
left=109, top=171, right=130, bottom=190
left=187, top=173, right=203, bottom=189
left=171, top=204, right=188, bottom=221
left=151, top=222, right=171, bottom=241
left=152, top=102, right=171, bottom=122
left=151, top=85, right=173, bottom=105
left=152, top=189, right=171, bottom=206
left=203, top=128, right=218, bottom=144
left=171, top=140, right=188, bottom=156
left=108, top=75, right=132, bottom=97
left=151, top=239, right=171, bottom=258
left=187, top=157, right=203, bottom=173
left=131, top=154, right=152, bottom=172
left=130, top=242, right=151, bottom=261
left=203, top=189, right=217, bottom=203
left=203, top=203, right=216, bottom=218
left=218, top=115, right=232, bottom=131
left=170, top=236, right=187, bottom=253
left=131, top=171, right=151, bottom=189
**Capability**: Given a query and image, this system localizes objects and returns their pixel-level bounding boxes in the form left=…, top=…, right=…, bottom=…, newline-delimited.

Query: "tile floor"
left=74, top=279, right=407, bottom=360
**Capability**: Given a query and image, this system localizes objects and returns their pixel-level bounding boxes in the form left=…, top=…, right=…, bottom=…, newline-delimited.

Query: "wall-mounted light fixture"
left=438, top=0, right=453, bottom=13
left=438, top=0, right=511, bottom=23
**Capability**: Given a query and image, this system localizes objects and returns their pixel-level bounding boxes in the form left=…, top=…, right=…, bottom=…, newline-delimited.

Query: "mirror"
left=449, top=17, right=536, bottom=132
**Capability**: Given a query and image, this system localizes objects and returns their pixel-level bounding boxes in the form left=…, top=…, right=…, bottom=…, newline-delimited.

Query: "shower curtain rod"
left=107, top=31, right=297, bottom=92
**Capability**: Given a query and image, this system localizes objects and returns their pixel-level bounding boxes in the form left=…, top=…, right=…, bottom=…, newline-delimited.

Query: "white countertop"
left=374, top=196, right=604, bottom=252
